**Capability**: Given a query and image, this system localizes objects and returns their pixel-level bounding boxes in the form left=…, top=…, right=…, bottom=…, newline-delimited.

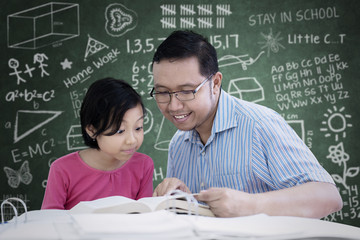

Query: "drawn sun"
left=320, top=106, right=352, bottom=141
left=258, top=28, right=285, bottom=57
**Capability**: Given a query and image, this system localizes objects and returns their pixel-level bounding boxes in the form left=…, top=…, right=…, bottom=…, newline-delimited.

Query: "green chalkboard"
left=1, top=0, right=359, bottom=227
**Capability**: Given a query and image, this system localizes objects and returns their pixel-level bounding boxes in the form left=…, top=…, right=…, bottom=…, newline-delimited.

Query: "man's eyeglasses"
left=150, top=74, right=214, bottom=103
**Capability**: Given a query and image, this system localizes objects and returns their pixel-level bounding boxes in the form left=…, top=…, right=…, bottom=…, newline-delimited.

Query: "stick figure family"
left=8, top=53, right=49, bottom=85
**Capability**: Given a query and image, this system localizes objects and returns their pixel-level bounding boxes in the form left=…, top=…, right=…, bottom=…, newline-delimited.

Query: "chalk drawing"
left=320, top=106, right=352, bottom=142
left=33, top=53, right=49, bottom=77
left=8, top=58, right=26, bottom=85
left=197, top=4, right=212, bottom=15
left=66, top=125, right=86, bottom=150
left=180, top=18, right=196, bottom=28
left=161, top=4, right=176, bottom=15
left=9, top=54, right=50, bottom=83
left=227, top=77, right=265, bottom=103
left=14, top=110, right=63, bottom=143
left=84, top=34, right=109, bottom=62
left=0, top=194, right=29, bottom=221
left=287, top=120, right=305, bottom=142
left=3, top=161, right=33, bottom=188
left=24, top=64, right=36, bottom=78
left=7, top=2, right=79, bottom=49
left=197, top=17, right=213, bottom=28
left=180, top=4, right=195, bottom=15
left=161, top=4, right=232, bottom=29
left=258, top=28, right=285, bottom=57
left=218, top=51, right=265, bottom=70
left=327, top=142, right=359, bottom=190
left=216, top=4, right=232, bottom=16
left=154, top=116, right=177, bottom=151
left=105, top=3, right=138, bottom=37
left=60, top=58, right=73, bottom=70
left=144, top=108, right=154, bottom=135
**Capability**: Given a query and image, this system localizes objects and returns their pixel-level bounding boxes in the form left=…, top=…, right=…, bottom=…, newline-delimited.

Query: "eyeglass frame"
left=150, top=74, right=214, bottom=103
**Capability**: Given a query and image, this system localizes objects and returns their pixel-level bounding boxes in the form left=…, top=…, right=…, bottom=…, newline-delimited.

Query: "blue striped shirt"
left=167, top=91, right=334, bottom=194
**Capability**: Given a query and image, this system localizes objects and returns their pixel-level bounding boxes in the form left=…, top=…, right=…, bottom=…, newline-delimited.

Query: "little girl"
left=41, top=78, right=154, bottom=210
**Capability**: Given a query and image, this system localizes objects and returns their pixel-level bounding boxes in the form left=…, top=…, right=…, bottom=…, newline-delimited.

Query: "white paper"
left=71, top=210, right=194, bottom=238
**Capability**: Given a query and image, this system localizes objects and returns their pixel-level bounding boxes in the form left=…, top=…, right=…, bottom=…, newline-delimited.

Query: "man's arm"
left=196, top=182, right=343, bottom=218
left=153, top=177, right=191, bottom=196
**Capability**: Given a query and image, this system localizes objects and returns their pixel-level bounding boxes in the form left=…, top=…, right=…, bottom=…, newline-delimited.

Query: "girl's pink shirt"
left=41, top=151, right=154, bottom=210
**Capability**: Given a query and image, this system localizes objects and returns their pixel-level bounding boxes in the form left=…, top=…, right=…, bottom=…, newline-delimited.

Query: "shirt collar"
left=184, top=90, right=237, bottom=143
left=213, top=90, right=238, bottom=133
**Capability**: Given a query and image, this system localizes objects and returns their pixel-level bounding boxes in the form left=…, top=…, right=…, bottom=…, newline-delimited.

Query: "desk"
left=1, top=210, right=360, bottom=240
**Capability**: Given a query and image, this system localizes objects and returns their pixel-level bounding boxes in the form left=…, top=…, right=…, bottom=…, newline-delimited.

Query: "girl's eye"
left=136, top=126, right=143, bottom=131
left=116, top=129, right=125, bottom=134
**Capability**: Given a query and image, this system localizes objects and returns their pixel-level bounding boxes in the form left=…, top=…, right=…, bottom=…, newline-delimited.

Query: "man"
left=150, top=30, right=342, bottom=218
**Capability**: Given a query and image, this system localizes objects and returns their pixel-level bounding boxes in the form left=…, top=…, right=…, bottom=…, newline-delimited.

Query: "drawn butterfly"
left=3, top=160, right=33, bottom=188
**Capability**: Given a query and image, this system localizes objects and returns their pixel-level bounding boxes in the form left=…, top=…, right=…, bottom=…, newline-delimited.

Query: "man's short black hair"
left=152, top=30, right=218, bottom=77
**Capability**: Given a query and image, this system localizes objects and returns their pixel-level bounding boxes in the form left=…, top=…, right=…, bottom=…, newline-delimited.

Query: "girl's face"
left=95, top=104, right=144, bottom=162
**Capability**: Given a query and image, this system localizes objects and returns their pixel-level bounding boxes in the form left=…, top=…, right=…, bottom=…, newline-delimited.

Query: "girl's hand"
left=153, top=178, right=191, bottom=196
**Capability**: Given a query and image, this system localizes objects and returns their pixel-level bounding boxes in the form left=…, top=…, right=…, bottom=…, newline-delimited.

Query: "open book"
left=70, top=195, right=215, bottom=217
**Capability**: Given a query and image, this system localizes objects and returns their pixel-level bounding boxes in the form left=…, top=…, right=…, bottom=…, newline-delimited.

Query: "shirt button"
left=202, top=151, right=205, bottom=156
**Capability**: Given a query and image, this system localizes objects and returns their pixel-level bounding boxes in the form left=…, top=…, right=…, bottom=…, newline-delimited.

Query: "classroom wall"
left=1, top=0, right=359, bottom=227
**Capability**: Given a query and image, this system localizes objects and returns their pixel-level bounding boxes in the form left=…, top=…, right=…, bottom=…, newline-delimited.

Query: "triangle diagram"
left=14, top=110, right=63, bottom=143
left=84, top=34, right=109, bottom=61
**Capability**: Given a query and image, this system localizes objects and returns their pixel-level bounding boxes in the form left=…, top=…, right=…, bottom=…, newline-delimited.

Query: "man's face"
left=152, top=56, right=219, bottom=137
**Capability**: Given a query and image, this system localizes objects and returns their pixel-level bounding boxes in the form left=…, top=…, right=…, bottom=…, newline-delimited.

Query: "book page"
left=70, top=194, right=214, bottom=216
left=138, top=196, right=198, bottom=212
left=138, top=195, right=214, bottom=217
left=137, top=196, right=169, bottom=211
left=92, top=202, right=151, bottom=214
left=79, top=196, right=135, bottom=208
left=70, top=196, right=151, bottom=214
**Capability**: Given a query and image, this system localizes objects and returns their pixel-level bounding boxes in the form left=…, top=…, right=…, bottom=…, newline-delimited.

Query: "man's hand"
left=195, top=188, right=256, bottom=217
left=196, top=182, right=343, bottom=218
left=153, top=178, right=191, bottom=196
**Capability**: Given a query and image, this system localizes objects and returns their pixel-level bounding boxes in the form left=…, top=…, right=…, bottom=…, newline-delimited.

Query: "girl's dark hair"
left=152, top=30, right=218, bottom=77
left=80, top=77, right=145, bottom=149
